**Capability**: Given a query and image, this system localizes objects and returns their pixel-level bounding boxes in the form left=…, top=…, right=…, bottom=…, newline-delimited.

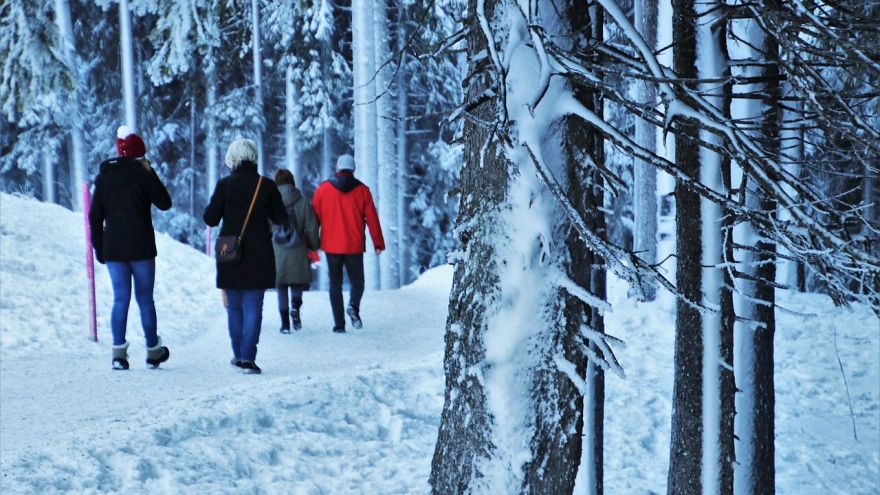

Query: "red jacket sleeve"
left=362, top=187, right=385, bottom=251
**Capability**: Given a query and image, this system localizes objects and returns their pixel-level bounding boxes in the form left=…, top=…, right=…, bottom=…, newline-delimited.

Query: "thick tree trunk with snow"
left=429, top=5, right=505, bottom=489
left=668, top=1, right=703, bottom=493
left=633, top=0, right=659, bottom=301
left=374, top=0, right=399, bottom=289
left=251, top=0, right=264, bottom=174
left=119, top=0, right=136, bottom=129
left=54, top=0, right=86, bottom=210
left=42, top=154, right=55, bottom=204
left=352, top=0, right=380, bottom=289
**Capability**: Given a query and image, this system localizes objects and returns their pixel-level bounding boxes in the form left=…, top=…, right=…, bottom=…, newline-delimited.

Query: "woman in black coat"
left=89, top=125, right=172, bottom=371
left=203, top=138, right=287, bottom=374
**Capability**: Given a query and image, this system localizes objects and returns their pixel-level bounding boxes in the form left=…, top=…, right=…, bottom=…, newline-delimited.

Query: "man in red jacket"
left=312, top=154, right=385, bottom=332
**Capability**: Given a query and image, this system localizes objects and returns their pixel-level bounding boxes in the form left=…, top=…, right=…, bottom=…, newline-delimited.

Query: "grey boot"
left=112, top=342, right=129, bottom=370
left=146, top=338, right=170, bottom=369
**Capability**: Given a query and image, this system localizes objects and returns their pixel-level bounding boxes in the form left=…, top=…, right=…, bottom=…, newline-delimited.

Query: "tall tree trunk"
left=395, top=4, right=410, bottom=287
left=634, top=0, right=659, bottom=301
left=352, top=0, right=380, bottom=289
left=286, top=64, right=302, bottom=185
left=206, top=45, right=218, bottom=197
left=734, top=14, right=778, bottom=495
left=189, top=90, right=197, bottom=216
left=119, top=0, right=137, bottom=129
left=696, top=3, right=733, bottom=494
left=430, top=2, right=504, bottom=489
left=375, top=0, right=399, bottom=289
left=668, top=0, right=703, bottom=493
left=42, top=153, right=55, bottom=204
left=251, top=0, right=264, bottom=174
left=54, top=0, right=86, bottom=210
left=432, top=1, right=602, bottom=493
left=778, top=80, right=802, bottom=290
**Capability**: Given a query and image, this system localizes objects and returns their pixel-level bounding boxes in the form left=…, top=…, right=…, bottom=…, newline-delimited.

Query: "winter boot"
left=279, top=310, right=291, bottom=334
left=112, top=342, right=130, bottom=370
left=291, top=308, right=302, bottom=331
left=346, top=305, right=362, bottom=329
left=145, top=339, right=170, bottom=369
left=332, top=326, right=346, bottom=333
left=240, top=361, right=262, bottom=374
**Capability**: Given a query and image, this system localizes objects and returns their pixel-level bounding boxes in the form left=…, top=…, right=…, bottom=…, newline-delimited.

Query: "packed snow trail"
left=1, top=194, right=877, bottom=494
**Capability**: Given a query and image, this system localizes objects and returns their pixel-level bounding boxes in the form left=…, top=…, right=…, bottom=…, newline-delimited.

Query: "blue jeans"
left=225, top=289, right=265, bottom=362
left=106, top=260, right=159, bottom=347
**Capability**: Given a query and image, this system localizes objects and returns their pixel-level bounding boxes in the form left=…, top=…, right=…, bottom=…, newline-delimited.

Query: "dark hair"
left=274, top=169, right=295, bottom=186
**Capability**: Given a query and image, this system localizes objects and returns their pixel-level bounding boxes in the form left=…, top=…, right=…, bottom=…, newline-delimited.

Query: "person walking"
left=203, top=139, right=287, bottom=374
left=272, top=169, right=319, bottom=333
left=89, top=125, right=172, bottom=370
left=311, top=154, right=385, bottom=333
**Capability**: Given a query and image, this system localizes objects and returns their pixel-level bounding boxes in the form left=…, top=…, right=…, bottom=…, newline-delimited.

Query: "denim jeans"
left=225, top=289, right=265, bottom=362
left=325, top=253, right=364, bottom=329
left=106, top=259, right=158, bottom=347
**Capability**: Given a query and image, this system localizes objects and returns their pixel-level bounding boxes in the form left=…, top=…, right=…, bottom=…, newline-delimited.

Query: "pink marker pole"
left=83, top=183, right=98, bottom=342
left=205, top=225, right=212, bottom=256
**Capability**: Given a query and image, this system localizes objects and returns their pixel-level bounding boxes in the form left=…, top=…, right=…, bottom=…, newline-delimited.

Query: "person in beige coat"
left=272, top=169, right=320, bottom=332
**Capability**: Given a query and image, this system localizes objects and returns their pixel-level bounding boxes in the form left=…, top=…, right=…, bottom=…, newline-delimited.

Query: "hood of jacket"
left=278, top=183, right=303, bottom=207
left=98, top=157, right=143, bottom=188
left=329, top=172, right=362, bottom=194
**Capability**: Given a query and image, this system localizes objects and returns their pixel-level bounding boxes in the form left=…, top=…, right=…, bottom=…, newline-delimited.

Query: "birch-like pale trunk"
left=633, top=0, right=659, bottom=301
left=206, top=47, right=218, bottom=198
left=286, top=64, right=302, bottom=185
left=119, top=0, right=137, bottom=129
left=734, top=17, right=778, bottom=495
left=54, top=0, right=86, bottom=210
left=374, top=0, right=398, bottom=289
left=696, top=2, right=728, bottom=492
left=352, top=0, right=380, bottom=289
left=251, top=0, right=264, bottom=174
left=777, top=81, right=802, bottom=290
left=395, top=16, right=409, bottom=286
left=43, top=153, right=56, bottom=204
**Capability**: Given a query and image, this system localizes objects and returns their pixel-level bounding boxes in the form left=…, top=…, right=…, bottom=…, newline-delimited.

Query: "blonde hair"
left=224, top=138, right=258, bottom=170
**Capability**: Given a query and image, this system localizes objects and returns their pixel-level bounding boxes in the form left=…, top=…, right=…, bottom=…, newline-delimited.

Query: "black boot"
left=279, top=310, right=291, bottom=334
left=291, top=308, right=302, bottom=331
left=146, top=339, right=170, bottom=369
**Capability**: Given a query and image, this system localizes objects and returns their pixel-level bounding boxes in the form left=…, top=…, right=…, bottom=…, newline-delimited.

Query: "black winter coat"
left=88, top=157, right=172, bottom=263
left=203, top=162, right=288, bottom=290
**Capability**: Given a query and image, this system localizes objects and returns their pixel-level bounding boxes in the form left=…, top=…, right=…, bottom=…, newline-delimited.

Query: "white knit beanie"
left=225, top=138, right=258, bottom=170
left=336, top=154, right=355, bottom=172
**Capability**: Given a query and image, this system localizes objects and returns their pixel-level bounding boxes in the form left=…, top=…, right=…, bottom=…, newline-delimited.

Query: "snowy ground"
left=1, top=193, right=878, bottom=494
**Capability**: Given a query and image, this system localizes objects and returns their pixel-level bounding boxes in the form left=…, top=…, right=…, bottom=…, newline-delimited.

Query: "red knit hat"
left=116, top=125, right=146, bottom=158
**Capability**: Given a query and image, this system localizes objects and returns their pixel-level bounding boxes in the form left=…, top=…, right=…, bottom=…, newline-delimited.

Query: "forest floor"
left=1, top=193, right=877, bottom=494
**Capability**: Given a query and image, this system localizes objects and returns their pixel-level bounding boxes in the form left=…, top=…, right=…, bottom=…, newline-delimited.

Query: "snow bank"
left=0, top=193, right=217, bottom=358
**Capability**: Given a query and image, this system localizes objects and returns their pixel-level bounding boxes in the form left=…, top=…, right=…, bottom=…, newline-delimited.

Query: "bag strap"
left=238, top=176, right=263, bottom=242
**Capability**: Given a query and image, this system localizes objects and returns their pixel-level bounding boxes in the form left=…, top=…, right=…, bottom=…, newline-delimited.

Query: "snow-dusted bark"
left=251, top=0, right=264, bottom=174
left=733, top=19, right=778, bottom=495
left=777, top=82, right=802, bottom=290
left=54, top=0, right=86, bottom=209
left=374, top=0, right=399, bottom=289
left=633, top=0, right=659, bottom=301
left=696, top=2, right=731, bottom=493
left=432, top=0, right=609, bottom=492
left=395, top=4, right=409, bottom=287
left=667, top=1, right=703, bottom=493
left=119, top=0, right=137, bottom=129
left=352, top=0, right=380, bottom=289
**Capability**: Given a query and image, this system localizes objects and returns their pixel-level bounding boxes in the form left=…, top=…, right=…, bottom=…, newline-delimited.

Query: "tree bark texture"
left=668, top=1, right=703, bottom=493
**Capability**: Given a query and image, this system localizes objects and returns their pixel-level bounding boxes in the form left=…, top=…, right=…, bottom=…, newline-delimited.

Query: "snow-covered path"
left=1, top=271, right=450, bottom=494
left=2, top=194, right=877, bottom=494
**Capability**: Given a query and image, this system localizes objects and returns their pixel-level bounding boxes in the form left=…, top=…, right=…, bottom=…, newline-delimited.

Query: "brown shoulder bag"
left=215, top=176, right=263, bottom=264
